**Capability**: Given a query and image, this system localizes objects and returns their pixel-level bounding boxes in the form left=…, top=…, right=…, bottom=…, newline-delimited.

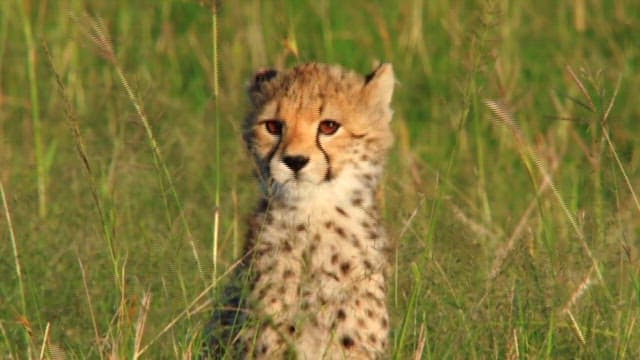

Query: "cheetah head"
left=244, top=63, right=394, bottom=196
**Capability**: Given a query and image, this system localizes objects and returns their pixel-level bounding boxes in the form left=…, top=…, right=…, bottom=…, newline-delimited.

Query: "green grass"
left=1, top=0, right=639, bottom=358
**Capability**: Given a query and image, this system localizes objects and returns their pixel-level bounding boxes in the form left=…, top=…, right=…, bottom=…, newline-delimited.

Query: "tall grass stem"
left=1, top=180, right=29, bottom=353
left=211, top=1, right=221, bottom=287
left=43, top=40, right=120, bottom=292
left=77, top=254, right=103, bottom=360
left=16, top=0, right=46, bottom=218
left=111, top=34, right=205, bottom=285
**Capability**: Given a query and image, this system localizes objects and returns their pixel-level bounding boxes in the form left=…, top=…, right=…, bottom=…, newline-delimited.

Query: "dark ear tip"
left=364, top=63, right=392, bottom=84
left=251, top=68, right=278, bottom=88
left=364, top=70, right=376, bottom=84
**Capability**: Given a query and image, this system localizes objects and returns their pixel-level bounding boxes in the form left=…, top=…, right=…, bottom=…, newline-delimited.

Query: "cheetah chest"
left=248, top=201, right=390, bottom=359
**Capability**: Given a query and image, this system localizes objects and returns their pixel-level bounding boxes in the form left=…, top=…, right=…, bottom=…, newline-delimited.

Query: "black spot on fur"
left=357, top=318, right=366, bottom=328
left=364, top=260, right=373, bottom=271
left=323, top=271, right=339, bottom=281
left=340, top=262, right=351, bottom=275
left=337, top=309, right=346, bottom=321
left=257, top=287, right=268, bottom=299
left=341, top=335, right=355, bottom=349
left=335, top=206, right=348, bottom=217
left=283, top=269, right=295, bottom=279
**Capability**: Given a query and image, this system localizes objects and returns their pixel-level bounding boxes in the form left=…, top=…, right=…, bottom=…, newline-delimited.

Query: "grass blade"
left=15, top=0, right=46, bottom=218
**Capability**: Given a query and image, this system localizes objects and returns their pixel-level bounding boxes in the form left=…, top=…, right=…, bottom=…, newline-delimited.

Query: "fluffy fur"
left=205, top=63, right=395, bottom=360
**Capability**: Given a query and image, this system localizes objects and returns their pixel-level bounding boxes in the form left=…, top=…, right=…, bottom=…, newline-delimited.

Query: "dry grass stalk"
left=42, top=41, right=103, bottom=217
left=0, top=320, right=16, bottom=360
left=412, top=323, right=426, bottom=360
left=484, top=99, right=602, bottom=282
left=487, top=170, right=552, bottom=282
left=562, top=266, right=595, bottom=314
left=564, top=65, right=596, bottom=112
left=565, top=63, right=640, bottom=244
left=598, top=81, right=640, bottom=214
left=449, top=201, right=496, bottom=240
left=1, top=180, right=32, bottom=357
left=0, top=181, right=24, bottom=308
left=620, top=314, right=637, bottom=355
left=76, top=254, right=103, bottom=359
left=394, top=194, right=424, bottom=300
left=573, top=0, right=586, bottom=32
left=42, top=40, right=120, bottom=300
left=182, top=348, right=193, bottom=360
left=133, top=292, right=152, bottom=359
left=510, top=328, right=520, bottom=360
left=565, top=310, right=586, bottom=346
left=77, top=13, right=205, bottom=283
left=38, top=322, right=50, bottom=360
left=136, top=254, right=249, bottom=356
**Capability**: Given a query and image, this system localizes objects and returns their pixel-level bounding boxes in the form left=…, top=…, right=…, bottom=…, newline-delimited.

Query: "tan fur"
left=241, top=63, right=394, bottom=359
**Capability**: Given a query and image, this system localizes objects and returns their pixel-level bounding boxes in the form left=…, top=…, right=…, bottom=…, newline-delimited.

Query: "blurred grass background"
left=1, top=0, right=639, bottom=358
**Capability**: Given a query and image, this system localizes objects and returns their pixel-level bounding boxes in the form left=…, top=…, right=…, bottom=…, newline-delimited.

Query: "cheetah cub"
left=211, top=63, right=394, bottom=359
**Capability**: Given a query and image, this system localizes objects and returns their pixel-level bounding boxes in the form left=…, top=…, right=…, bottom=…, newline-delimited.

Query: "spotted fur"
left=207, top=63, right=394, bottom=360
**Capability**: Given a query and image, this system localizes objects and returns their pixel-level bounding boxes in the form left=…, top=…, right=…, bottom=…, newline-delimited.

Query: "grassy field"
left=1, top=0, right=639, bottom=358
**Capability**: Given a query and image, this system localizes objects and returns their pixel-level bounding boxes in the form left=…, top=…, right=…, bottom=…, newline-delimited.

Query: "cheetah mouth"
left=270, top=177, right=327, bottom=196
left=280, top=178, right=317, bottom=187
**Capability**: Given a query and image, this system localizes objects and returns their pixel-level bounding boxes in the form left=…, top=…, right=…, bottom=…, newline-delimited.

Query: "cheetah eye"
left=264, top=120, right=283, bottom=136
left=318, top=120, right=341, bottom=136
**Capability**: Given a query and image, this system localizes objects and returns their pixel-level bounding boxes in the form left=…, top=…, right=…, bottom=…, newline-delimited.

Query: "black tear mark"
left=315, top=131, right=332, bottom=181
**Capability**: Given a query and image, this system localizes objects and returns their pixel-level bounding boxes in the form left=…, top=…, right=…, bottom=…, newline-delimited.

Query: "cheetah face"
left=244, top=63, right=394, bottom=192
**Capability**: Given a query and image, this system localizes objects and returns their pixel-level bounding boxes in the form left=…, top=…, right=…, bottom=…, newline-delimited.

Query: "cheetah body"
left=216, top=63, right=394, bottom=359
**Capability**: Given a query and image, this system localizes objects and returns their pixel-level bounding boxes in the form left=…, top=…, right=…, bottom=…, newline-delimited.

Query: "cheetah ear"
left=248, top=68, right=278, bottom=105
left=363, top=63, right=394, bottom=107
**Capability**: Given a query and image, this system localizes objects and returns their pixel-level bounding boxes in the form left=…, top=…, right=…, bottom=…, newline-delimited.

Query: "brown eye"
left=264, top=120, right=283, bottom=135
left=318, top=120, right=340, bottom=135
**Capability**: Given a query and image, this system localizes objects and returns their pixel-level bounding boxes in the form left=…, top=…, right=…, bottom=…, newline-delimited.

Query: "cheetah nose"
left=282, top=155, right=309, bottom=172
